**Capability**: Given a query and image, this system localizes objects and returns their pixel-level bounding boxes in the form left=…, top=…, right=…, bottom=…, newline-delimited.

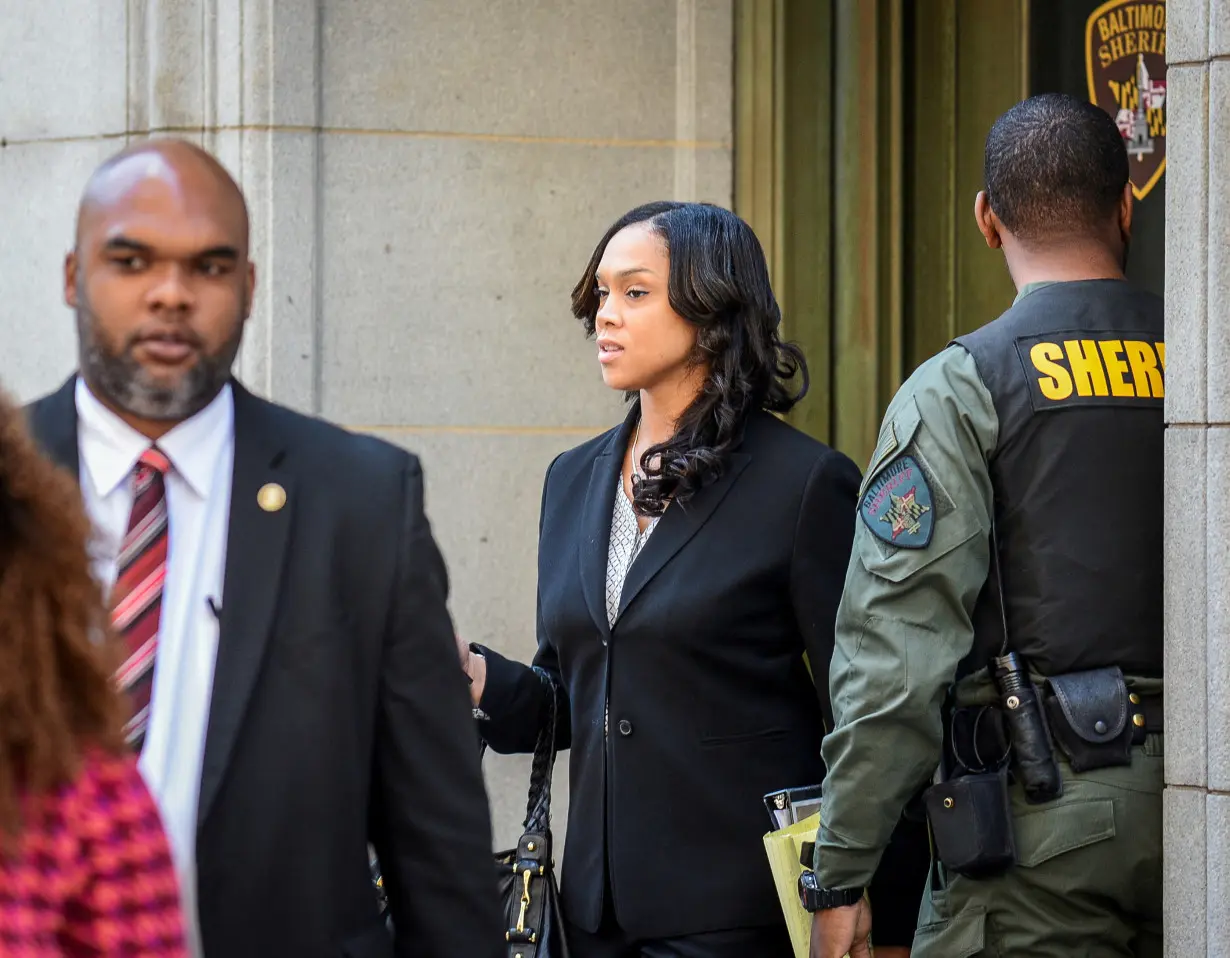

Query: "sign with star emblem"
left=860, top=455, right=934, bottom=549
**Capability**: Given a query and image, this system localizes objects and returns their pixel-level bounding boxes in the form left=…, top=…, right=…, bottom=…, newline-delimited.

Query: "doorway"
left=735, top=0, right=1166, bottom=467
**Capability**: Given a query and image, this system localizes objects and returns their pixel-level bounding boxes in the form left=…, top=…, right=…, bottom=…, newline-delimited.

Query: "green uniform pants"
left=910, top=736, right=1162, bottom=957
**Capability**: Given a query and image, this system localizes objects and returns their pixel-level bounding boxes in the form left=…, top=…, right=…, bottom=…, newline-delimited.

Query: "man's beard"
left=77, top=309, right=242, bottom=422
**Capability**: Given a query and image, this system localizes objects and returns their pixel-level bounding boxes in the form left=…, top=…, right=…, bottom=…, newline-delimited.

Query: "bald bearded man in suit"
left=25, top=139, right=502, bottom=958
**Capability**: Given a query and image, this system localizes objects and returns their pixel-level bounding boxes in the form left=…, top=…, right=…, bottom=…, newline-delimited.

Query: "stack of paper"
left=763, top=812, right=822, bottom=958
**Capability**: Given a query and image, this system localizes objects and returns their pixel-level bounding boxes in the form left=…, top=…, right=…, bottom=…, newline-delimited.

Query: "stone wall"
left=0, top=0, right=734, bottom=850
left=1164, top=0, right=1230, bottom=953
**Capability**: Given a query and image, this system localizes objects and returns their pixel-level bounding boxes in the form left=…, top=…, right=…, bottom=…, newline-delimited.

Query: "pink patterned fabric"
left=0, top=750, right=187, bottom=957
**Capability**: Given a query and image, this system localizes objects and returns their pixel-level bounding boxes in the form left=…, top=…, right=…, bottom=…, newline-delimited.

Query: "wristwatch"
left=797, top=870, right=864, bottom=912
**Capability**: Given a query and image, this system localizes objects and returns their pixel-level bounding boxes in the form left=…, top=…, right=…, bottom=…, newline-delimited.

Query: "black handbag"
left=369, top=667, right=569, bottom=956
left=487, top=666, right=571, bottom=958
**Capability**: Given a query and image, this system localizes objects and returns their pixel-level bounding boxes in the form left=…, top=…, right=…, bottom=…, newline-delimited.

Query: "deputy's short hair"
left=984, top=93, right=1129, bottom=242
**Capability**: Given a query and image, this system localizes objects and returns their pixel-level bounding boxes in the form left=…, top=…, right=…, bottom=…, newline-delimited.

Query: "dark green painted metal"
left=779, top=0, right=835, bottom=443
left=952, top=1, right=1028, bottom=358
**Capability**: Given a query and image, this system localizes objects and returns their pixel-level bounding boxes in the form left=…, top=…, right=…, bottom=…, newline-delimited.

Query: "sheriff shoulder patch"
left=860, top=454, right=934, bottom=549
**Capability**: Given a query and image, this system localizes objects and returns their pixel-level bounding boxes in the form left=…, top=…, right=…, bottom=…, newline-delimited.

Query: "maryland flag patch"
left=860, top=455, right=934, bottom=550
left=1086, top=0, right=1167, bottom=200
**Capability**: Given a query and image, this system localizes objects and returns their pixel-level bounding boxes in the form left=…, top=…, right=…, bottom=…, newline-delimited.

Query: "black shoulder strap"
left=990, top=518, right=1010, bottom=658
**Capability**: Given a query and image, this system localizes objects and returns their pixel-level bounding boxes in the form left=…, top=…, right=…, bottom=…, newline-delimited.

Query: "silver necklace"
left=630, top=419, right=646, bottom=481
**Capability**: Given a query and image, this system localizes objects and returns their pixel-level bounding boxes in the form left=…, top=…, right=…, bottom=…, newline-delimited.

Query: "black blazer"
left=26, top=378, right=503, bottom=958
left=477, top=405, right=862, bottom=939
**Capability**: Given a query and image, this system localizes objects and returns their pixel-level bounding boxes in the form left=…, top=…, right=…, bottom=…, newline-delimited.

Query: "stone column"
left=1165, top=0, right=1230, bottom=953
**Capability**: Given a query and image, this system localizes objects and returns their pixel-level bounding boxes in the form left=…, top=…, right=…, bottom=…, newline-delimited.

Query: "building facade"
left=1, top=0, right=735, bottom=857
left=0, top=0, right=1222, bottom=951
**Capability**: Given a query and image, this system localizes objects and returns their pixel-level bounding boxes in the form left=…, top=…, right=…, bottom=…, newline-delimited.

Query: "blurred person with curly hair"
left=0, top=386, right=186, bottom=957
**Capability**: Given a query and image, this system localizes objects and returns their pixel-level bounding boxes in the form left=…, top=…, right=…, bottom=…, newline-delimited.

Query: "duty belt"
left=946, top=668, right=1163, bottom=777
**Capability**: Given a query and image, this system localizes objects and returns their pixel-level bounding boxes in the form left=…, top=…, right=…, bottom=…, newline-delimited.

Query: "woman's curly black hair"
left=571, top=201, right=808, bottom=517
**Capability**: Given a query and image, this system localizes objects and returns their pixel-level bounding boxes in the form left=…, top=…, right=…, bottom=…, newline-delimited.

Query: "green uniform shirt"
left=814, top=282, right=1054, bottom=889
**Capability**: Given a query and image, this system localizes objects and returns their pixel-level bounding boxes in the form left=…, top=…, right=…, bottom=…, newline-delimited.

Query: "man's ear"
left=243, top=261, right=257, bottom=319
left=975, top=191, right=1002, bottom=250
left=1118, top=182, right=1134, bottom=242
left=64, top=251, right=79, bottom=308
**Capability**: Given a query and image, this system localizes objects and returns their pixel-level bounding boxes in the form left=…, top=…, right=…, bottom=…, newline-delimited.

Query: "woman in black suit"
left=460, top=202, right=926, bottom=957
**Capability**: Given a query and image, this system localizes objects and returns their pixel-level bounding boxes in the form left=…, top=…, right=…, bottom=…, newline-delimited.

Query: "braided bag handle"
left=476, top=666, right=560, bottom=832
left=522, top=666, right=559, bottom=833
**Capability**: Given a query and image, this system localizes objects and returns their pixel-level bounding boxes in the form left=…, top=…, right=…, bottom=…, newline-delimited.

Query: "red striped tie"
left=112, top=447, right=171, bottom=752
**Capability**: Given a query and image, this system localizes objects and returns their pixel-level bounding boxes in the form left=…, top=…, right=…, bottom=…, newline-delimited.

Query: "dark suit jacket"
left=477, top=405, right=862, bottom=939
left=26, top=378, right=503, bottom=958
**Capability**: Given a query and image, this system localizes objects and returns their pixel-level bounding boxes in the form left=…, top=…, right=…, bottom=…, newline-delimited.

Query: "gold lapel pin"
left=257, top=482, right=287, bottom=513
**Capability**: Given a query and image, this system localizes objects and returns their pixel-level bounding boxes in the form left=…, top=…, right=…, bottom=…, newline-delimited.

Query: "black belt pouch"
left=922, top=769, right=1017, bottom=879
left=1044, top=666, right=1133, bottom=772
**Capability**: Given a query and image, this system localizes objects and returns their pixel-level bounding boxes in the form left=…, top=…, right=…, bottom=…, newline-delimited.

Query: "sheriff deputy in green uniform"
left=802, top=93, right=1164, bottom=958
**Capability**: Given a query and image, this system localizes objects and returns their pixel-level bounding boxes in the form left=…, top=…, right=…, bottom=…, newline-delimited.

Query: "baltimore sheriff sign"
left=1085, top=0, right=1167, bottom=200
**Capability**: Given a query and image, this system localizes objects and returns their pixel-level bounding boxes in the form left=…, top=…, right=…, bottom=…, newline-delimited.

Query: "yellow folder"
left=762, top=811, right=821, bottom=958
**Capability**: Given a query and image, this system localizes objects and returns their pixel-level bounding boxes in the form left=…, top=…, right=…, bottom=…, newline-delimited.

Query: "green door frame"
left=735, top=0, right=1029, bottom=468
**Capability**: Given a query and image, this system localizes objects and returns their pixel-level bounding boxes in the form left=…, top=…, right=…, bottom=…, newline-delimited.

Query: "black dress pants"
left=564, top=872, right=793, bottom=958
left=565, top=914, right=793, bottom=958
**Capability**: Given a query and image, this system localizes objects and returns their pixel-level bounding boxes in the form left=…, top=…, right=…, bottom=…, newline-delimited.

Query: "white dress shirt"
left=76, top=378, right=234, bottom=958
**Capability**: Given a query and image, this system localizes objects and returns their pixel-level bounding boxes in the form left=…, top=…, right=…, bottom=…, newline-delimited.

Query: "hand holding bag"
left=369, top=667, right=569, bottom=957
left=487, top=666, right=571, bottom=958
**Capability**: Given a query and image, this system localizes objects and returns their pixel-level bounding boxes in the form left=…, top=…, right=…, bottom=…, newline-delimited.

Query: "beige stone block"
left=0, top=139, right=118, bottom=402
left=363, top=428, right=596, bottom=852
left=127, top=0, right=211, bottom=131
left=128, top=0, right=319, bottom=134
left=1164, top=65, right=1208, bottom=424
left=317, top=132, right=709, bottom=427
left=1208, top=61, right=1230, bottom=420
left=239, top=0, right=322, bottom=129
left=212, top=0, right=245, bottom=129
left=694, top=0, right=735, bottom=145
left=1206, top=427, right=1230, bottom=790
left=1164, top=787, right=1207, bottom=955
left=319, top=0, right=732, bottom=144
left=1215, top=0, right=1230, bottom=57
left=1167, top=0, right=1209, bottom=63
left=0, top=2, right=127, bottom=141
left=123, top=0, right=273, bottom=133
left=1166, top=426, right=1207, bottom=788
left=1210, top=793, right=1230, bottom=948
